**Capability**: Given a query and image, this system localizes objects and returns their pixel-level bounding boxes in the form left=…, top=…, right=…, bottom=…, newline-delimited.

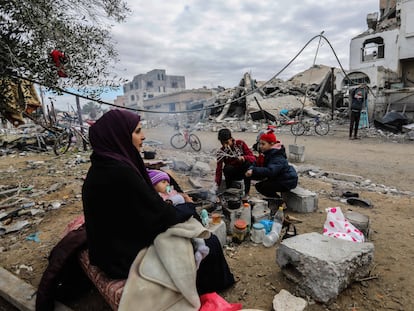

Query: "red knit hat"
left=259, top=130, right=277, bottom=143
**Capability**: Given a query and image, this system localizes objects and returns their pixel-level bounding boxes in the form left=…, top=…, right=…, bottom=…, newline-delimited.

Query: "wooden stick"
left=356, top=275, right=379, bottom=282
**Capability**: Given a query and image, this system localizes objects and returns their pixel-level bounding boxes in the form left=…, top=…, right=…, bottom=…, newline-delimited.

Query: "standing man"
left=215, top=128, right=256, bottom=199
left=349, top=86, right=367, bottom=140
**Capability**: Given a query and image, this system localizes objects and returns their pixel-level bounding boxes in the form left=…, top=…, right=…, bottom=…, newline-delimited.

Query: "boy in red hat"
left=245, top=130, right=298, bottom=197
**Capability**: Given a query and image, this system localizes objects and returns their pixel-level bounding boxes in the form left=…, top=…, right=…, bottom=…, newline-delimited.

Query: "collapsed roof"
left=209, top=65, right=340, bottom=122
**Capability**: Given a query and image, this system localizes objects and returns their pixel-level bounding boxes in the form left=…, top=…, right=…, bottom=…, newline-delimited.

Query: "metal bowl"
left=143, top=151, right=156, bottom=159
left=226, top=199, right=241, bottom=210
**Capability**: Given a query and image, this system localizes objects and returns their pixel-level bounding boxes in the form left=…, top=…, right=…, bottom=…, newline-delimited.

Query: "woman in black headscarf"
left=82, top=109, right=234, bottom=294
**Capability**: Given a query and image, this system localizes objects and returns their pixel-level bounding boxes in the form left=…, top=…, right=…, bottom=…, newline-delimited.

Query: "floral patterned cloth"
left=64, top=215, right=126, bottom=310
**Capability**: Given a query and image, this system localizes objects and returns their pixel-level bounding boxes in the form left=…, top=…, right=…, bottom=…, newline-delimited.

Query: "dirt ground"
left=0, top=123, right=413, bottom=311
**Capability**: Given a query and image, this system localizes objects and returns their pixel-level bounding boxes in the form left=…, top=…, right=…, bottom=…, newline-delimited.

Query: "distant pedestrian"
left=349, top=86, right=367, bottom=139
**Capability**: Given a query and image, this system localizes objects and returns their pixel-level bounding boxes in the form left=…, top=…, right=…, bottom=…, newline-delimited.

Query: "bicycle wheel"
left=189, top=134, right=201, bottom=151
left=291, top=122, right=306, bottom=136
left=170, top=133, right=187, bottom=149
left=315, top=121, right=330, bottom=135
left=53, top=131, right=71, bottom=155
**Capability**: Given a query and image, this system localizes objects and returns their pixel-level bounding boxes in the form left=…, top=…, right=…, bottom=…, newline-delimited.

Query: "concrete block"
left=282, top=186, right=318, bottom=213
left=289, top=152, right=305, bottom=163
left=276, top=232, right=375, bottom=303
left=289, top=144, right=305, bottom=154
left=208, top=220, right=227, bottom=247
left=344, top=210, right=371, bottom=240
left=288, top=144, right=305, bottom=163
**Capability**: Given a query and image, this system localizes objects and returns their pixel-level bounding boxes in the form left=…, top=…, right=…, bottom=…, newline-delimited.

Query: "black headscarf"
left=88, top=109, right=152, bottom=186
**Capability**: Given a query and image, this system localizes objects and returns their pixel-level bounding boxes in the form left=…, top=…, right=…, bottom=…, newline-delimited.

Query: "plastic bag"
left=199, top=292, right=242, bottom=311
left=322, top=207, right=365, bottom=242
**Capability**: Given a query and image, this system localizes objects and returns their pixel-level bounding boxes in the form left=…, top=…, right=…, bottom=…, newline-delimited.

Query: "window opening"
left=362, top=37, right=384, bottom=61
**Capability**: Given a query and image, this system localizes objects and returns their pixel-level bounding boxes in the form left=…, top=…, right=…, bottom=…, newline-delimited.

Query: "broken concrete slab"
left=0, top=220, right=30, bottom=235
left=276, top=232, right=374, bottom=303
left=188, top=176, right=204, bottom=189
left=344, top=210, right=371, bottom=240
left=0, top=266, right=72, bottom=311
left=325, top=171, right=364, bottom=183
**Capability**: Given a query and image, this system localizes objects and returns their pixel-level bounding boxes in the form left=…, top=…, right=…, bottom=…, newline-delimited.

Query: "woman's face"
left=132, top=122, right=145, bottom=152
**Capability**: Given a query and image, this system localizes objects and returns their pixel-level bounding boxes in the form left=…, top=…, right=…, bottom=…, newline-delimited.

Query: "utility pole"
left=75, top=96, right=87, bottom=151
left=331, top=67, right=335, bottom=120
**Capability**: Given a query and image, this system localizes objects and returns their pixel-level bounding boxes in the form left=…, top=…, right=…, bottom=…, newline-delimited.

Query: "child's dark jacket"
left=250, top=144, right=298, bottom=189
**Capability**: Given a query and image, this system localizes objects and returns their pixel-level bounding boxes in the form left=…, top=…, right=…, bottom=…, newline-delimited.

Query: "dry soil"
left=0, top=123, right=413, bottom=311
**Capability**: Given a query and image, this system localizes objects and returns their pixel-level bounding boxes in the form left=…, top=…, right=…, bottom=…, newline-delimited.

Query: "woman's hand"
left=238, top=156, right=245, bottom=162
left=245, top=169, right=252, bottom=177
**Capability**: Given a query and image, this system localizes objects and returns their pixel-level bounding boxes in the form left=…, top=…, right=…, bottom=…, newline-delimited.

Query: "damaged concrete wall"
left=212, top=65, right=337, bottom=122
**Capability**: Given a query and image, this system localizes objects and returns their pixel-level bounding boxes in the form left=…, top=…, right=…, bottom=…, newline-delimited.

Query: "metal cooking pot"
left=226, top=199, right=241, bottom=210
left=143, top=151, right=156, bottom=159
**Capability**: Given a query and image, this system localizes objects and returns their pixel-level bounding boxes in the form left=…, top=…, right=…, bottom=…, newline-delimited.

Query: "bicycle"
left=53, top=122, right=92, bottom=155
left=290, top=115, right=330, bottom=136
left=170, top=125, right=202, bottom=151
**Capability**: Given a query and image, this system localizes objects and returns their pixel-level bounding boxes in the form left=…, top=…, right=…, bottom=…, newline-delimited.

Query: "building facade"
left=336, top=0, right=414, bottom=120
left=142, top=88, right=215, bottom=124
left=123, top=69, right=185, bottom=109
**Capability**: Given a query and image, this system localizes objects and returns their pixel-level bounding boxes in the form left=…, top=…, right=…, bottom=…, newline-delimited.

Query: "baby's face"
left=154, top=180, right=170, bottom=193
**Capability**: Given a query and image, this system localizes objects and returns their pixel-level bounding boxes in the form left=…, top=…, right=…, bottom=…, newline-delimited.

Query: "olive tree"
left=0, top=0, right=130, bottom=107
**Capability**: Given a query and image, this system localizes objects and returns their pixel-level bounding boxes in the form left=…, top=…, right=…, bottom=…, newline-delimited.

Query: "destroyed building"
left=211, top=0, right=414, bottom=133
left=336, top=0, right=414, bottom=130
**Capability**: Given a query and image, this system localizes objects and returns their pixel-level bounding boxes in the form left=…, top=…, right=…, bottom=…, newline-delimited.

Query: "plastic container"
left=232, top=219, right=247, bottom=243
left=211, top=213, right=221, bottom=225
left=240, top=202, right=251, bottom=232
left=228, top=207, right=242, bottom=234
left=250, top=222, right=266, bottom=243
left=262, top=206, right=284, bottom=247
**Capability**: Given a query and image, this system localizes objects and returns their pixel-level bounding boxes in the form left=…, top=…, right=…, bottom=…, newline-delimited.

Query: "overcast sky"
left=51, top=0, right=380, bottom=110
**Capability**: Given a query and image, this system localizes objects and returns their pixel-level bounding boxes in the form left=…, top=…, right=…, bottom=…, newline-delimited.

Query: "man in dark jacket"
left=349, top=86, right=367, bottom=140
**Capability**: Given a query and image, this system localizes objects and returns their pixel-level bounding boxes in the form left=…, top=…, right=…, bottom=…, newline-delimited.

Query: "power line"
left=10, top=33, right=369, bottom=115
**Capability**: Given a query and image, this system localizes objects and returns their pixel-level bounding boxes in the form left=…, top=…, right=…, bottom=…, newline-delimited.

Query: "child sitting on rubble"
left=245, top=130, right=298, bottom=197
left=148, top=169, right=209, bottom=268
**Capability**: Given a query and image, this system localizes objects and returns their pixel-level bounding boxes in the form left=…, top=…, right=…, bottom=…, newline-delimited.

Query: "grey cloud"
left=110, top=0, right=378, bottom=89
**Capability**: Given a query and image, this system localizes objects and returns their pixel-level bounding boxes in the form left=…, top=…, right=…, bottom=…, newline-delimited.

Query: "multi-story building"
left=336, top=0, right=414, bottom=120
left=122, top=69, right=185, bottom=110
left=113, top=95, right=126, bottom=108
left=142, top=88, right=215, bottom=124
